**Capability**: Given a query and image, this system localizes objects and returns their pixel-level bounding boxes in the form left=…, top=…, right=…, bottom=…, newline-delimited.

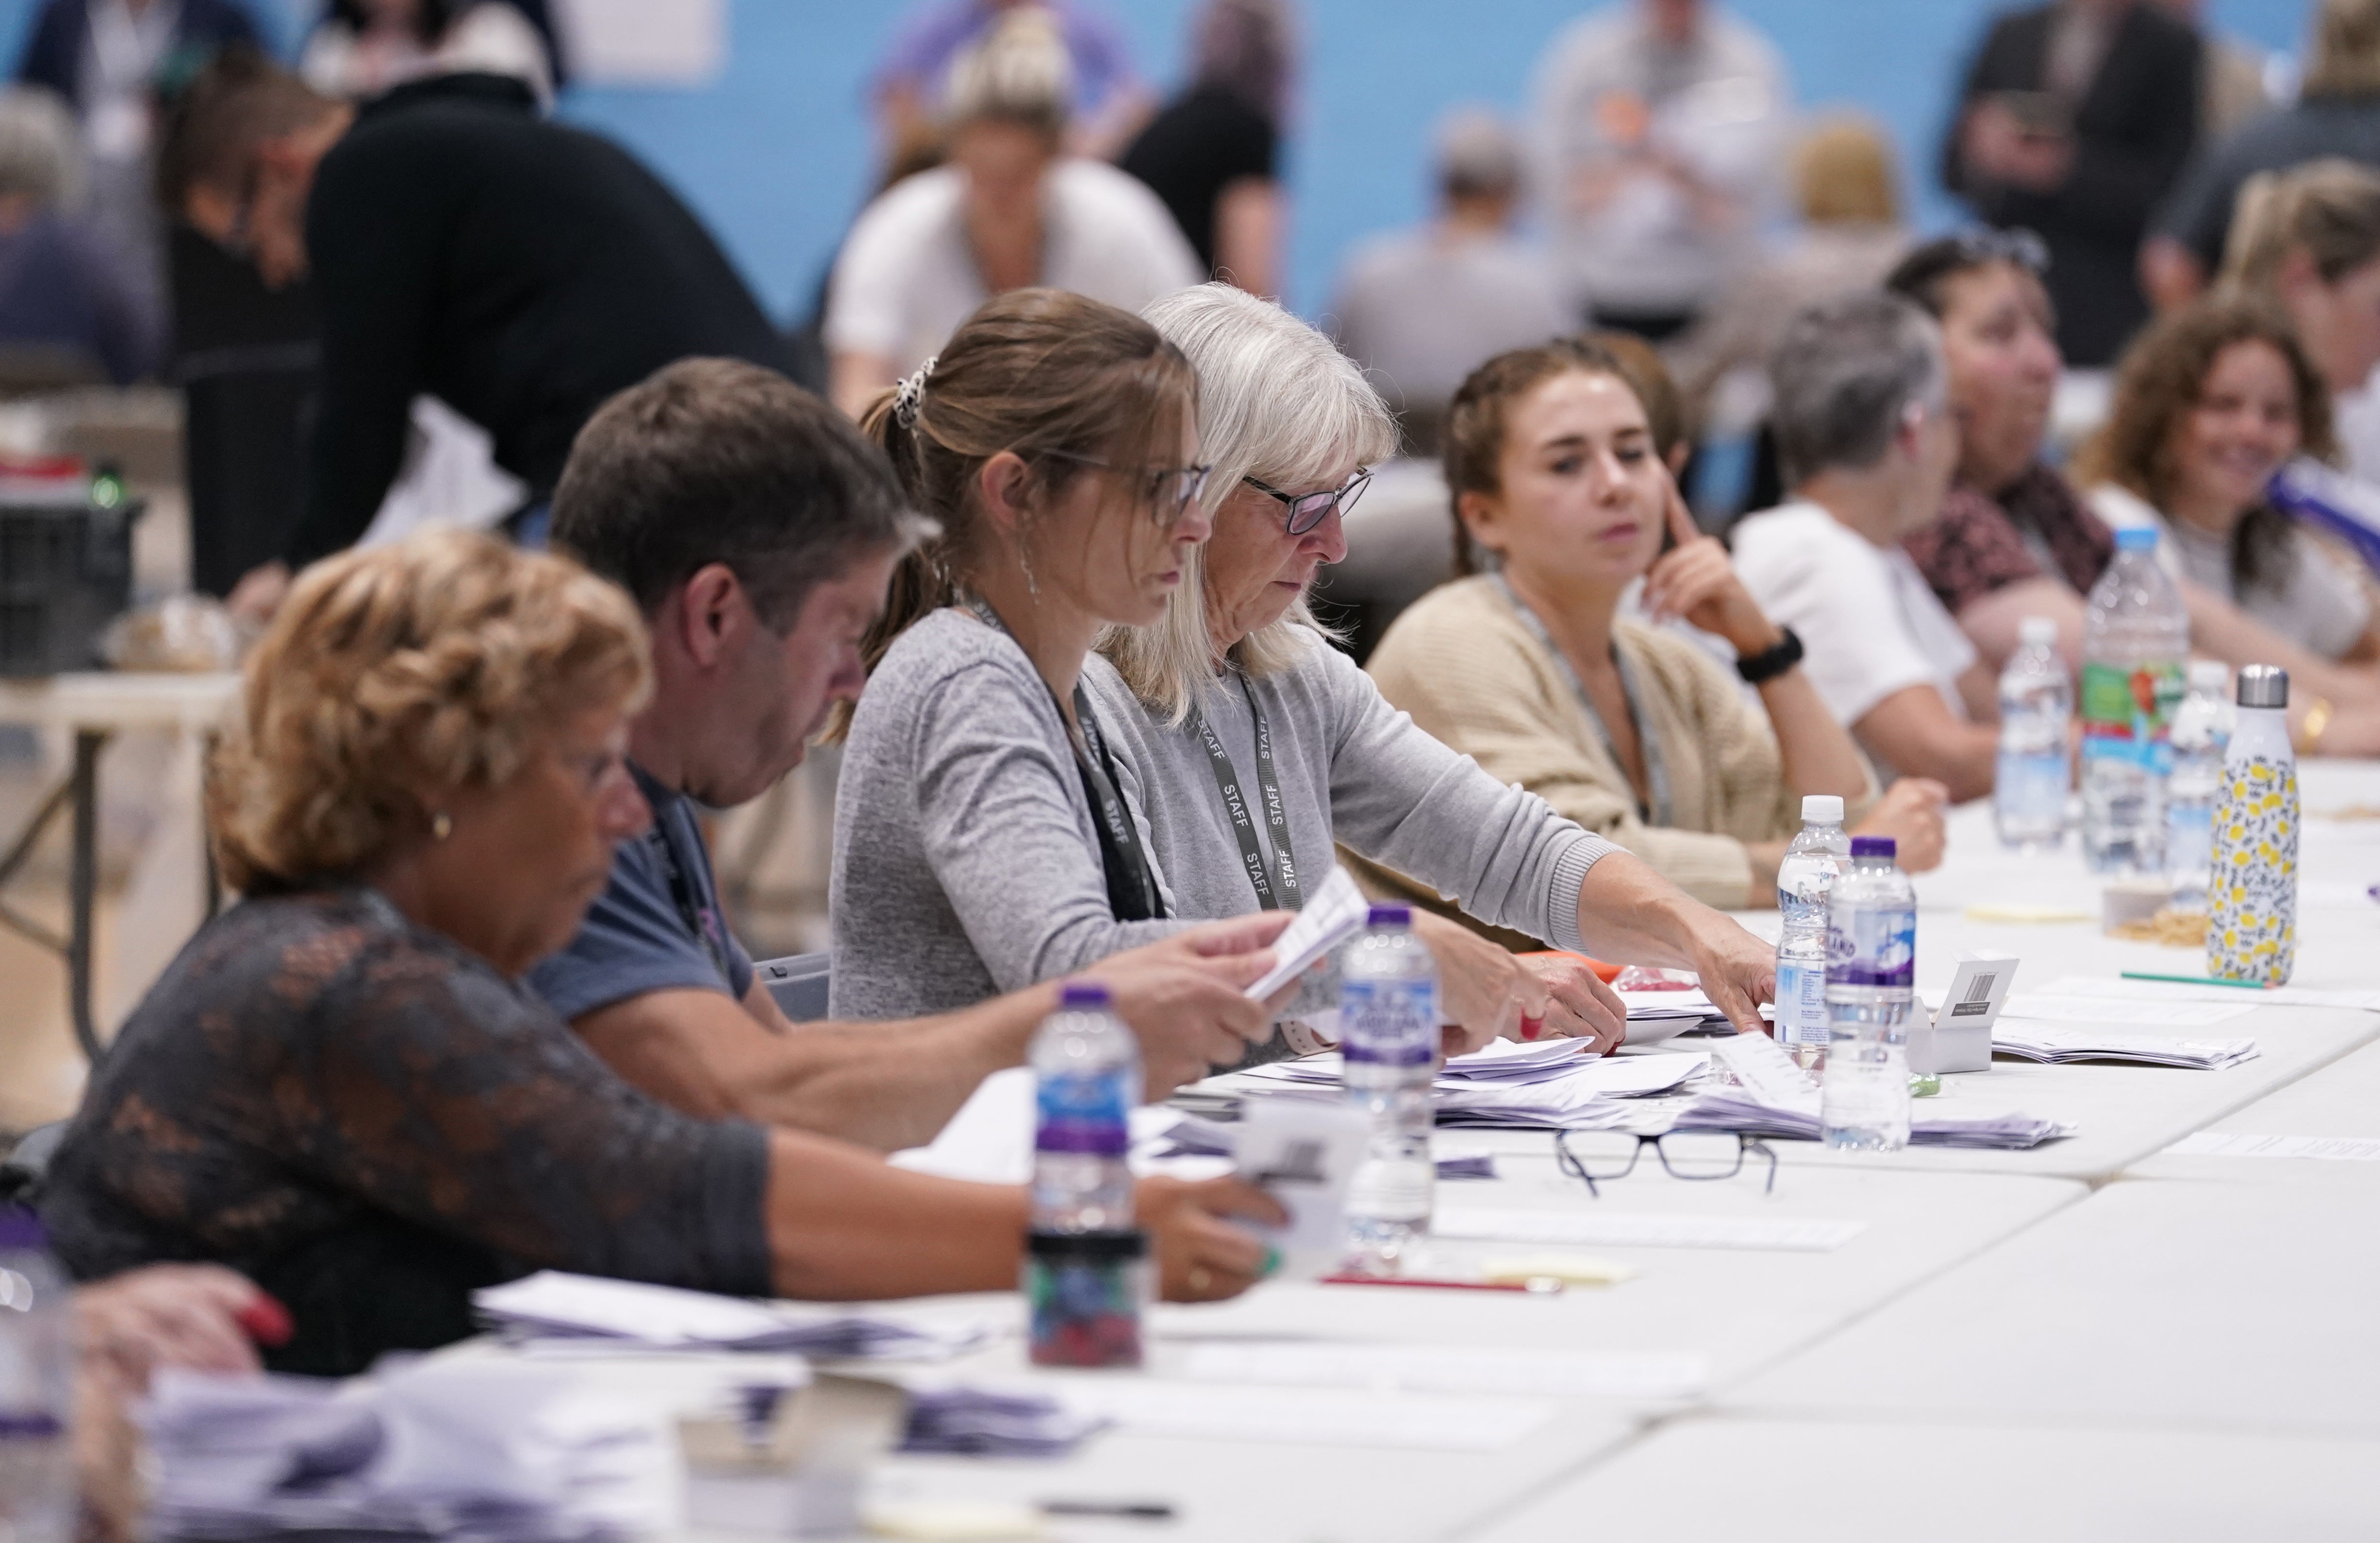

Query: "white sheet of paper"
left=473, top=1272, right=798, bottom=1346
left=889, top=1066, right=1035, bottom=1185
left=2164, top=1130, right=2380, bottom=1161
left=1245, top=868, right=1372, bottom=1000
left=1707, top=1030, right=1818, bottom=1109
left=1235, top=1099, right=1373, bottom=1268
left=1433, top=1208, right=1865, bottom=1252
left=1178, top=1343, right=1708, bottom=1400
left=1031, top=1378, right=1559, bottom=1451
left=1996, top=993, right=2257, bottom=1027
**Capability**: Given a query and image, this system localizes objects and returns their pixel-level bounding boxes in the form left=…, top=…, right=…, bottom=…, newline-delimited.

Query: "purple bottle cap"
left=1059, top=982, right=1112, bottom=1009
left=1366, top=903, right=1411, bottom=928
left=0, top=1207, right=46, bottom=1251
left=1849, top=835, right=1897, bottom=860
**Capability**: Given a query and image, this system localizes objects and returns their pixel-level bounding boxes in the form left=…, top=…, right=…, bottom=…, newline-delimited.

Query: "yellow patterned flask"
left=2206, top=665, right=2298, bottom=985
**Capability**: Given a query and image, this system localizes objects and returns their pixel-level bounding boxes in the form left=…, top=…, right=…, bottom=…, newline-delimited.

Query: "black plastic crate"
left=0, top=494, right=143, bottom=678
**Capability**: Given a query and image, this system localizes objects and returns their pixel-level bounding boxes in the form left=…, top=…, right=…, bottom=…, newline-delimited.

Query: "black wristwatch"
left=1735, top=626, right=1805, bottom=685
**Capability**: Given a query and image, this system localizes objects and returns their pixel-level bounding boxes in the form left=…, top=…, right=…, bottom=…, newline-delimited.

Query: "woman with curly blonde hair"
left=41, top=530, right=1278, bottom=1375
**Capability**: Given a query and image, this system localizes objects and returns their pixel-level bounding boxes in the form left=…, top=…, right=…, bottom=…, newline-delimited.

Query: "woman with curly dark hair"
left=2076, top=294, right=2379, bottom=664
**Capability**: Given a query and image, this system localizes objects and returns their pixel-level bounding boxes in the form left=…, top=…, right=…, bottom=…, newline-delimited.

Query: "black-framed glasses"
left=1554, top=1130, right=1778, bottom=1198
left=1041, top=450, right=1213, bottom=526
left=1243, top=467, right=1372, bottom=536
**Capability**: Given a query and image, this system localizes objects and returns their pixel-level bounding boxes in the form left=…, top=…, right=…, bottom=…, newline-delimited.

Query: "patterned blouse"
left=1903, top=464, right=2116, bottom=615
left=40, top=888, right=772, bottom=1376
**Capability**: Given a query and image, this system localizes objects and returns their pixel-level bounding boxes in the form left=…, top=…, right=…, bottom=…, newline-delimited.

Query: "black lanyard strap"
left=963, top=599, right=1166, bottom=922
left=1490, top=574, right=1673, bottom=827
left=1186, top=671, right=1304, bottom=912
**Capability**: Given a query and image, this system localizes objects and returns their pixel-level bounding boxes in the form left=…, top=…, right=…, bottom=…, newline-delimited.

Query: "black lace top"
left=40, top=889, right=772, bottom=1376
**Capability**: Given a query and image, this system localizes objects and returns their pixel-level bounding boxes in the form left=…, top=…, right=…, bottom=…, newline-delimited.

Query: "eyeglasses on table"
left=1554, top=1129, right=1778, bottom=1198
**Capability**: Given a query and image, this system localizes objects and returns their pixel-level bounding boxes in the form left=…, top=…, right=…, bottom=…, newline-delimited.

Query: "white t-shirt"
left=2089, top=484, right=2373, bottom=661
left=826, top=159, right=1202, bottom=377
left=1731, top=500, right=1978, bottom=728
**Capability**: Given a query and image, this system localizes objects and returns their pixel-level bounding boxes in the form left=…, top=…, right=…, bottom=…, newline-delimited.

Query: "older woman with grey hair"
left=1088, top=283, right=1778, bottom=1050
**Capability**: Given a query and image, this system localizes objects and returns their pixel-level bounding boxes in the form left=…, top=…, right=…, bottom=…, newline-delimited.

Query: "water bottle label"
left=1995, top=749, right=2067, bottom=816
left=1340, top=978, right=1437, bottom=1067
left=1827, top=906, right=1916, bottom=988
left=1036, top=1069, right=1131, bottom=1155
left=2080, top=661, right=2183, bottom=772
left=1774, top=960, right=1828, bottom=1047
left=2166, top=802, right=2212, bottom=870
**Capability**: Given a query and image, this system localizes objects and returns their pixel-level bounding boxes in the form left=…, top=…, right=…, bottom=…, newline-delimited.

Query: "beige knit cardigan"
left=1358, top=574, right=1873, bottom=917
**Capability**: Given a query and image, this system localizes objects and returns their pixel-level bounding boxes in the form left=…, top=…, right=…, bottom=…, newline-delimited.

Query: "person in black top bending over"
left=154, top=47, right=793, bottom=617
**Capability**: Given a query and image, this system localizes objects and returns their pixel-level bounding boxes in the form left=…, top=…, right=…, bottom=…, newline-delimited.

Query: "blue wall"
left=0, top=0, right=2314, bottom=322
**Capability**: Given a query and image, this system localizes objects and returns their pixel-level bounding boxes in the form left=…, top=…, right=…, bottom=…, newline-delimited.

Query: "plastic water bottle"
left=1026, top=983, right=1144, bottom=1367
left=2165, top=660, right=2236, bottom=912
left=1340, top=903, right=1437, bottom=1271
left=2207, top=665, right=2300, bottom=986
left=0, top=1208, right=75, bottom=1543
left=1774, top=794, right=1849, bottom=1072
left=1994, top=615, right=2071, bottom=849
left=1822, top=836, right=1916, bottom=1151
left=2080, top=526, right=2188, bottom=873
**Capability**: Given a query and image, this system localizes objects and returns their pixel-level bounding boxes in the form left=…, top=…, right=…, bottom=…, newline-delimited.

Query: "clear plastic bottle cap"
left=2236, top=663, right=2288, bottom=709
left=1058, top=982, right=1112, bottom=1009
left=1366, top=902, right=1412, bottom=929
left=2113, top=525, right=2159, bottom=553
left=2188, top=659, right=2232, bottom=693
left=1801, top=794, right=1844, bottom=823
left=2018, top=616, right=2058, bottom=647
left=1849, top=835, right=1897, bottom=860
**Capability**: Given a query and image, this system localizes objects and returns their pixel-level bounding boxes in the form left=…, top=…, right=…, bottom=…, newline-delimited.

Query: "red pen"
left=1318, top=1274, right=1562, bottom=1294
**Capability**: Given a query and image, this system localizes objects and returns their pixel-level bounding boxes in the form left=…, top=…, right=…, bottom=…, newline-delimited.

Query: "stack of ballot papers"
left=141, top=1358, right=669, bottom=1542
left=1990, top=1025, right=2260, bottom=1068
left=1668, top=1087, right=2075, bottom=1148
left=1233, top=1041, right=1710, bottom=1129
left=1146, top=1109, right=1497, bottom=1177
left=475, top=1273, right=990, bottom=1361
left=899, top=1387, right=1108, bottom=1457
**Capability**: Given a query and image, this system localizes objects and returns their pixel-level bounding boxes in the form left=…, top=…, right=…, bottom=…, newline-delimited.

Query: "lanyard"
left=964, top=600, right=1166, bottom=923
left=1491, top=574, right=1673, bottom=827
left=1185, top=671, right=1304, bottom=911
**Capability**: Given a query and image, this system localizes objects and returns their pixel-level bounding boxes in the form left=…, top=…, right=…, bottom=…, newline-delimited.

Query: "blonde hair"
left=1106, top=283, right=1398, bottom=722
left=1793, top=113, right=1899, bottom=225
left=942, top=7, right=1071, bottom=143
left=2220, top=158, right=2380, bottom=294
left=2305, top=0, right=2380, bottom=99
left=210, top=530, right=651, bottom=893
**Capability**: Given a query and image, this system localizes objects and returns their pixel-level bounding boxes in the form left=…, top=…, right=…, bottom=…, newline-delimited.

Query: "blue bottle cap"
left=1058, top=982, right=1112, bottom=1009
left=1366, top=903, right=1411, bottom=928
left=2113, top=526, right=2159, bottom=552
left=1849, top=835, right=1897, bottom=860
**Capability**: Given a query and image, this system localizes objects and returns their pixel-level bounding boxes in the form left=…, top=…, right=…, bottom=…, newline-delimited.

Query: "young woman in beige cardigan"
left=1365, top=340, right=1947, bottom=915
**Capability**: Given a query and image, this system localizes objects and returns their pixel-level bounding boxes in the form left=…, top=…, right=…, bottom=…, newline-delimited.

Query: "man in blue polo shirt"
left=527, top=357, right=1285, bottom=1152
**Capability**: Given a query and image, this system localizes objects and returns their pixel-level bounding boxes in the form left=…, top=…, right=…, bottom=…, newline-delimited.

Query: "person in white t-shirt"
left=1732, top=290, right=2001, bottom=799
left=826, top=10, right=1200, bottom=417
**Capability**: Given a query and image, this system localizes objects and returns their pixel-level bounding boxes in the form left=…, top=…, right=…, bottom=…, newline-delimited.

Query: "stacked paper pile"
left=1670, top=1088, right=2075, bottom=1148
left=900, top=1387, right=1108, bottom=1457
left=142, top=1359, right=668, bottom=1542
left=1233, top=1041, right=1708, bottom=1130
left=1617, top=989, right=1728, bottom=1042
left=1991, top=1026, right=2260, bottom=1069
left=1148, top=1109, right=1497, bottom=1177
left=475, top=1273, right=990, bottom=1360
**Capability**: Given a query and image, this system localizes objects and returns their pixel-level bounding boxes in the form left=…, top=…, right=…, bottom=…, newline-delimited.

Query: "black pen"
left=1040, top=1499, right=1178, bottom=1520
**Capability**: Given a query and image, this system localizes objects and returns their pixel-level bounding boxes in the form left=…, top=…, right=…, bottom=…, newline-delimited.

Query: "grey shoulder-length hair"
left=1106, top=282, right=1398, bottom=722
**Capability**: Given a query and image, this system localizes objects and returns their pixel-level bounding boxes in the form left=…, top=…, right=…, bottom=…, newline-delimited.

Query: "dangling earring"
left=1018, top=542, right=1040, bottom=600
left=431, top=812, right=453, bottom=842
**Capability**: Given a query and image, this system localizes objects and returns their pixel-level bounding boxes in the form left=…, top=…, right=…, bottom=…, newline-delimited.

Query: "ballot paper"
left=1236, top=1098, right=1373, bottom=1269
left=899, top=1387, right=1107, bottom=1457
left=1993, top=993, right=2258, bottom=1028
left=1146, top=1110, right=1494, bottom=1178
left=1619, top=989, right=1718, bottom=1020
left=1668, top=1087, right=2076, bottom=1149
left=1233, top=1047, right=1710, bottom=1129
left=475, top=1272, right=992, bottom=1360
left=1990, top=1026, right=2260, bottom=1069
left=2032, top=974, right=2380, bottom=1013
left=1433, top=1207, right=1866, bottom=1252
left=141, top=1358, right=671, bottom=1542
left=1245, top=866, right=1373, bottom=1000
left=1179, top=1342, right=1708, bottom=1400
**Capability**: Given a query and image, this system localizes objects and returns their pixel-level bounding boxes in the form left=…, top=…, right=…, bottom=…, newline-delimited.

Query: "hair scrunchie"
left=892, top=354, right=939, bottom=431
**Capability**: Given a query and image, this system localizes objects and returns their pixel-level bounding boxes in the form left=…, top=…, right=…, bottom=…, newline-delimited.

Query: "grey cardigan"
left=829, top=609, right=1190, bottom=1020
left=1083, top=626, right=1615, bottom=952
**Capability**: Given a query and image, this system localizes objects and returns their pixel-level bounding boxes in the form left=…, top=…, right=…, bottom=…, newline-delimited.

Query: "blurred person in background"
left=14, top=0, right=260, bottom=311
left=2152, top=0, right=2281, bottom=142
left=2218, top=159, right=2380, bottom=489
left=1733, top=290, right=2003, bottom=799
left=828, top=11, right=1198, bottom=418
left=1663, top=110, right=1910, bottom=494
left=1944, top=0, right=2201, bottom=366
left=1365, top=337, right=1942, bottom=918
left=1119, top=0, right=1290, bottom=296
left=2147, top=0, right=2380, bottom=310
left=874, top=0, right=1148, bottom=173
left=1331, top=108, right=1570, bottom=457
left=2078, top=292, right=2378, bottom=662
left=299, top=0, right=563, bottom=106
left=0, top=85, right=157, bottom=382
left=1530, top=0, right=1789, bottom=343
left=156, top=49, right=792, bottom=617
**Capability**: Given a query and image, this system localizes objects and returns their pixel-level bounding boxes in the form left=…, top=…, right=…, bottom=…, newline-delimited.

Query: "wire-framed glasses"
left=1040, top=450, right=1214, bottom=526
left=1243, top=467, right=1372, bottom=535
left=1554, top=1130, right=1778, bottom=1198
